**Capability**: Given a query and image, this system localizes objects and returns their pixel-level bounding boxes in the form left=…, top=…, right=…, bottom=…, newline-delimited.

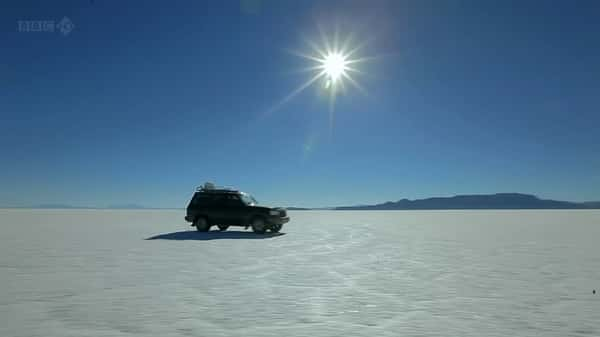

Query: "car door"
left=207, top=194, right=228, bottom=224
left=221, top=194, right=246, bottom=224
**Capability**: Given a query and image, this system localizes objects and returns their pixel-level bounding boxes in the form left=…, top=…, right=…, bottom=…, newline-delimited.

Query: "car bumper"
left=185, top=215, right=194, bottom=222
left=268, top=216, right=289, bottom=225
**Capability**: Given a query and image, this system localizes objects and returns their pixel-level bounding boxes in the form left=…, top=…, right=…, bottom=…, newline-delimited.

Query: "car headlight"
left=269, top=210, right=279, bottom=216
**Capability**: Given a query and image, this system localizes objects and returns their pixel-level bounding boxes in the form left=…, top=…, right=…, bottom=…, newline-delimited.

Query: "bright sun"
left=322, top=52, right=348, bottom=83
left=266, top=28, right=372, bottom=129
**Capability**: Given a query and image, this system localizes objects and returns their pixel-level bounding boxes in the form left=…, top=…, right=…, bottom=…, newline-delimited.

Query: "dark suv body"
left=184, top=187, right=289, bottom=233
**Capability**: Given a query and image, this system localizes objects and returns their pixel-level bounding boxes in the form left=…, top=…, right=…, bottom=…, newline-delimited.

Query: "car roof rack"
left=197, top=188, right=239, bottom=194
left=196, top=182, right=239, bottom=193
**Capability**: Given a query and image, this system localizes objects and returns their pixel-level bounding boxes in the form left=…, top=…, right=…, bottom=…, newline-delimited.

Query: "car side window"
left=223, top=195, right=243, bottom=207
left=210, top=195, right=227, bottom=207
left=192, top=194, right=209, bottom=207
left=194, top=194, right=244, bottom=207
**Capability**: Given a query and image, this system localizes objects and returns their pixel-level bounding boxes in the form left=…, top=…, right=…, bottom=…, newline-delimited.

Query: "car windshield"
left=240, top=193, right=258, bottom=206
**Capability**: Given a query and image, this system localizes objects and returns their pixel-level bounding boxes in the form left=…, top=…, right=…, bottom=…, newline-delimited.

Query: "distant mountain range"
left=334, top=193, right=600, bottom=210
left=3, top=193, right=599, bottom=210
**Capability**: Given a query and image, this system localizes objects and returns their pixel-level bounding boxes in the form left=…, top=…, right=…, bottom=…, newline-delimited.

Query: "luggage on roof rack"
left=197, top=188, right=239, bottom=193
left=196, top=182, right=238, bottom=193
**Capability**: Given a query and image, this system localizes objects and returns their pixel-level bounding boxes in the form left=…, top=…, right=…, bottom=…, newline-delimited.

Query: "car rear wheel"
left=217, top=225, right=229, bottom=231
left=194, top=217, right=210, bottom=232
left=251, top=217, right=266, bottom=234
left=270, top=224, right=282, bottom=233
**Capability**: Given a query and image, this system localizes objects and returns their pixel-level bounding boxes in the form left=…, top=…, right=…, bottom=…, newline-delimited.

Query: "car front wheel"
left=251, top=217, right=266, bottom=234
left=270, top=224, right=282, bottom=233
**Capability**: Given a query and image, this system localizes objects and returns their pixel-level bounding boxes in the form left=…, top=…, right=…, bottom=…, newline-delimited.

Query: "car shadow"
left=145, top=229, right=286, bottom=241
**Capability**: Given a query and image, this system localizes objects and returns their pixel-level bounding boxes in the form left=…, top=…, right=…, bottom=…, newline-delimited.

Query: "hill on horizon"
left=3, top=193, right=600, bottom=210
left=335, top=193, right=600, bottom=210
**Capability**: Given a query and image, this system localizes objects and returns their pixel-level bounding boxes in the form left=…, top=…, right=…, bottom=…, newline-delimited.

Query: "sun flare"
left=293, top=29, right=369, bottom=95
left=265, top=27, right=373, bottom=132
left=321, top=52, right=348, bottom=83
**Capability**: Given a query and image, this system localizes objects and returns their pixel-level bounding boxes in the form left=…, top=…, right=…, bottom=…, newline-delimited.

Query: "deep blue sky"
left=1, top=0, right=599, bottom=208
